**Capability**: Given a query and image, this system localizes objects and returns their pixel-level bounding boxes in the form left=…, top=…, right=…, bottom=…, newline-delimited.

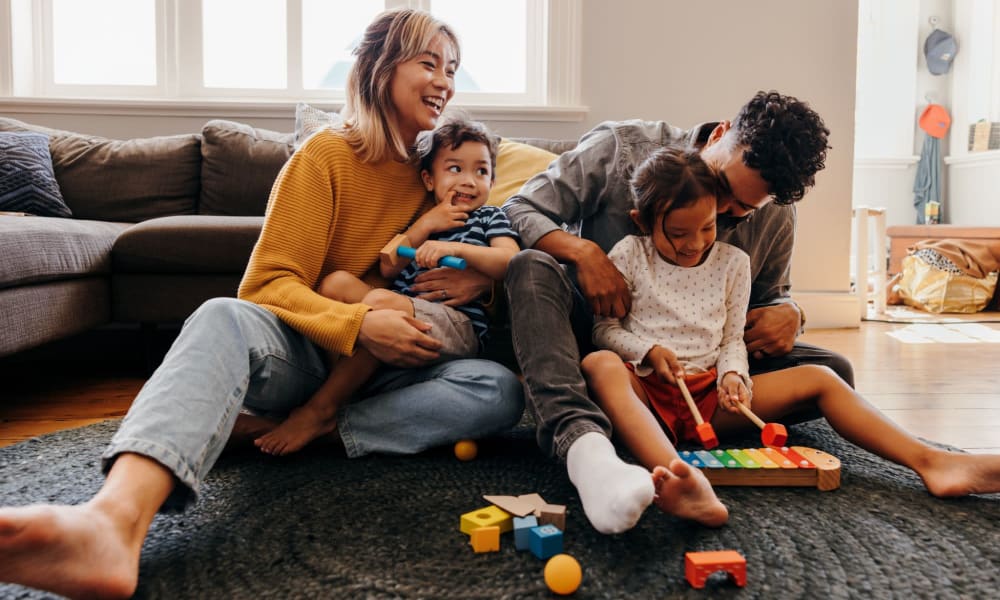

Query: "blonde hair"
left=340, top=9, right=460, bottom=163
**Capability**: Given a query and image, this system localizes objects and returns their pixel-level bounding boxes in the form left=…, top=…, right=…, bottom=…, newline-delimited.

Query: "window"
left=2, top=0, right=579, bottom=109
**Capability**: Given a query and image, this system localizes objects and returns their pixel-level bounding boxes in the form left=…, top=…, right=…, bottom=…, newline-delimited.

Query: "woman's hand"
left=410, top=267, right=491, bottom=307
left=357, top=308, right=442, bottom=367
left=717, top=371, right=751, bottom=413
left=744, top=304, right=800, bottom=360
left=644, top=345, right=683, bottom=384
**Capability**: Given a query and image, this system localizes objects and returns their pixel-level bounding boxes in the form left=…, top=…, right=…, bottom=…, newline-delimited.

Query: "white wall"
left=2, top=0, right=861, bottom=327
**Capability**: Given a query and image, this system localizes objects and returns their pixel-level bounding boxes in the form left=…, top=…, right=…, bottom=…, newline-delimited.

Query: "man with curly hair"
left=502, top=90, right=850, bottom=535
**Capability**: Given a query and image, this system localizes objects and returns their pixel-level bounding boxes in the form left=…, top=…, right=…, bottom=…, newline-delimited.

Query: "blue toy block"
left=513, top=515, right=538, bottom=551
left=529, top=524, right=563, bottom=559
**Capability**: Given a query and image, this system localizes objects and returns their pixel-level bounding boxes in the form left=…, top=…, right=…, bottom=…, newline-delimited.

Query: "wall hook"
left=929, top=15, right=939, bottom=28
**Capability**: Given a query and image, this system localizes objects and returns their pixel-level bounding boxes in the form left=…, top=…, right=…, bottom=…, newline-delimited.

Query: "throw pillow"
left=294, top=102, right=343, bottom=149
left=487, top=139, right=557, bottom=207
left=0, top=132, right=72, bottom=218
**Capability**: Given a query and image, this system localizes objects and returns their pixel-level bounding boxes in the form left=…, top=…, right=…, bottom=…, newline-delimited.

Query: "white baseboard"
left=793, top=292, right=861, bottom=329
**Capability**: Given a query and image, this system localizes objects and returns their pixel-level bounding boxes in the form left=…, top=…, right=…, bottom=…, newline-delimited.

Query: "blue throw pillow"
left=0, top=132, right=72, bottom=217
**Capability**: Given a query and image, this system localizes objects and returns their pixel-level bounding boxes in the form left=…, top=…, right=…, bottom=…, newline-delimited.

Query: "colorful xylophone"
left=679, top=446, right=841, bottom=491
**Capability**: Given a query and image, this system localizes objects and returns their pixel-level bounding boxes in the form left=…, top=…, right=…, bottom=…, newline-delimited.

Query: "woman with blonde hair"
left=0, top=9, right=523, bottom=599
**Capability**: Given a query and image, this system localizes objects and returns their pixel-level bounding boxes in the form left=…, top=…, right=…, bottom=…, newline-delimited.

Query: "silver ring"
left=441, top=289, right=448, bottom=299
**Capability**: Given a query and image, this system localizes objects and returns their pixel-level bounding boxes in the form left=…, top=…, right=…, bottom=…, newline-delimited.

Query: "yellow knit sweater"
left=238, top=129, right=431, bottom=356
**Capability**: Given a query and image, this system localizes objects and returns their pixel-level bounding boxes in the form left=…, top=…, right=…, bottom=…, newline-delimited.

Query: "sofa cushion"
left=112, top=215, right=264, bottom=274
left=0, top=215, right=129, bottom=289
left=0, top=117, right=201, bottom=222
left=294, top=102, right=342, bottom=149
left=487, top=139, right=558, bottom=207
left=0, top=132, right=73, bottom=218
left=200, top=120, right=294, bottom=216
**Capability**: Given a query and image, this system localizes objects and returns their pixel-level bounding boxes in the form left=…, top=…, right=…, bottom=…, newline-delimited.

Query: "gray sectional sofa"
left=0, top=115, right=570, bottom=361
left=0, top=117, right=293, bottom=358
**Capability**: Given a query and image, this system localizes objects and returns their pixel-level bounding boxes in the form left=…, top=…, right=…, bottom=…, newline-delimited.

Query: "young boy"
left=255, top=118, right=520, bottom=455
left=580, top=146, right=1000, bottom=530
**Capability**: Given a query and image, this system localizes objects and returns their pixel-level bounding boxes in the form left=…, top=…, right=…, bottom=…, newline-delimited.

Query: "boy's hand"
left=416, top=192, right=469, bottom=234
left=415, top=241, right=463, bottom=270
left=644, top=345, right=683, bottom=385
left=717, top=371, right=751, bottom=413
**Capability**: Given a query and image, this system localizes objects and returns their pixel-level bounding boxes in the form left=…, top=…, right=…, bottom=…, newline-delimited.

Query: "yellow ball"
left=453, top=439, right=477, bottom=461
left=544, top=553, right=582, bottom=595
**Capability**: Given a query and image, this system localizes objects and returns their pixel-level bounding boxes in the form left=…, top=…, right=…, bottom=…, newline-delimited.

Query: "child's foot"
left=919, top=450, right=1000, bottom=497
left=566, top=432, right=655, bottom=534
left=0, top=503, right=140, bottom=599
left=651, top=459, right=729, bottom=527
left=254, top=404, right=338, bottom=456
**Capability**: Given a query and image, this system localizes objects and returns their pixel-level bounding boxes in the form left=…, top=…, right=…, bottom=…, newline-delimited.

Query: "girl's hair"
left=630, top=146, right=721, bottom=233
left=415, top=116, right=499, bottom=182
left=340, top=9, right=460, bottom=163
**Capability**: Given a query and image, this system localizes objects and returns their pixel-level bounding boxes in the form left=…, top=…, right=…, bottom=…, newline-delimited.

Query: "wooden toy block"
left=735, top=402, right=788, bottom=447
left=678, top=378, right=718, bottom=449
left=678, top=446, right=841, bottom=491
left=513, top=515, right=538, bottom=551
left=685, top=550, right=747, bottom=589
left=537, top=503, right=566, bottom=531
left=460, top=505, right=513, bottom=535
left=470, top=526, right=500, bottom=553
left=529, top=524, right=563, bottom=560
left=483, top=495, right=536, bottom=517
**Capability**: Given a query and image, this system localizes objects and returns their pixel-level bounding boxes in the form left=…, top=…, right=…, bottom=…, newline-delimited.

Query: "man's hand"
left=744, top=304, right=800, bottom=359
left=357, top=309, right=442, bottom=367
left=576, top=244, right=631, bottom=318
left=410, top=267, right=492, bottom=307
left=644, top=345, right=683, bottom=385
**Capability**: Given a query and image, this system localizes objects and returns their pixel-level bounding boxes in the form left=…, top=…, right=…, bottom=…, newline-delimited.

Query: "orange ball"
left=453, top=439, right=477, bottom=461
left=544, top=553, right=582, bottom=595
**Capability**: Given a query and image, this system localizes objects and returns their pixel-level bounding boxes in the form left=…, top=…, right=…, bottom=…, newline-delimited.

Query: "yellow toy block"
left=460, top=505, right=512, bottom=535
left=470, top=526, right=500, bottom=553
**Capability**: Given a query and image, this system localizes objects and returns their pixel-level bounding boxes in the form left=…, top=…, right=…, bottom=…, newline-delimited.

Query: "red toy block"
left=684, top=550, right=747, bottom=589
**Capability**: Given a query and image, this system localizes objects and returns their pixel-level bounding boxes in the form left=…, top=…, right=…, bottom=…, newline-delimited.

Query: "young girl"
left=582, top=146, right=1000, bottom=530
left=255, top=118, right=519, bottom=455
left=0, top=10, right=524, bottom=598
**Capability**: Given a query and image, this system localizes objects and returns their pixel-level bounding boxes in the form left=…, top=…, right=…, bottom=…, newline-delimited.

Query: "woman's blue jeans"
left=102, top=298, right=524, bottom=509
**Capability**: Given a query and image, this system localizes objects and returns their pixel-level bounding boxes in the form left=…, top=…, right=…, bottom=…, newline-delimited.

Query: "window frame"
left=0, top=0, right=584, bottom=118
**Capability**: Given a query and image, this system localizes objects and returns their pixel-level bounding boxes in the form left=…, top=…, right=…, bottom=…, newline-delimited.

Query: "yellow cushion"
left=487, top=139, right=557, bottom=207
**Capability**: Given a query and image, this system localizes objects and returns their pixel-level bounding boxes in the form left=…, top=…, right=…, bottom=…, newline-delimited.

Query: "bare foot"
left=919, top=449, right=1000, bottom=497
left=0, top=503, right=140, bottom=599
left=225, top=413, right=280, bottom=452
left=254, top=404, right=338, bottom=456
left=651, top=459, right=729, bottom=527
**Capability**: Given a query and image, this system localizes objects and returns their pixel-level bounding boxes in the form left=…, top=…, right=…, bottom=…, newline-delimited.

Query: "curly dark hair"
left=415, top=117, right=499, bottom=182
left=733, top=91, right=830, bottom=205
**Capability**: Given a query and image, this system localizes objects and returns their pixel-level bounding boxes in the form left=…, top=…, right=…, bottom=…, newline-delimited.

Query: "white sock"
left=566, top=432, right=654, bottom=534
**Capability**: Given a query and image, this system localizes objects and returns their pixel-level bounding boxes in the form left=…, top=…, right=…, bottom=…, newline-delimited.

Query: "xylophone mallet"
left=379, top=234, right=466, bottom=270
left=677, top=377, right=718, bottom=449
left=735, top=402, right=788, bottom=447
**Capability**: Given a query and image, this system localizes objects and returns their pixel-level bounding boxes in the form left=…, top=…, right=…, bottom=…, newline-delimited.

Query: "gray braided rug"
left=1, top=419, right=998, bottom=599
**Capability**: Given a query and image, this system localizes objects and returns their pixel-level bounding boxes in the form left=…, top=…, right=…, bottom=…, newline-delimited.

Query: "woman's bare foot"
left=0, top=503, right=141, bottom=599
left=918, top=450, right=1000, bottom=497
left=651, top=459, right=729, bottom=528
left=254, top=403, right=338, bottom=456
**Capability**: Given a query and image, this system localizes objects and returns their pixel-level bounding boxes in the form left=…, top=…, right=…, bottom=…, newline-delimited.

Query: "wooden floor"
left=1, top=320, right=999, bottom=453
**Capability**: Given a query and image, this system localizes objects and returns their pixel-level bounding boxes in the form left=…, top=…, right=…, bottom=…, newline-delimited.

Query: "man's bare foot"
left=0, top=503, right=140, bottom=599
left=919, top=449, right=1000, bottom=497
left=254, top=403, right=338, bottom=456
left=651, top=459, right=729, bottom=528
